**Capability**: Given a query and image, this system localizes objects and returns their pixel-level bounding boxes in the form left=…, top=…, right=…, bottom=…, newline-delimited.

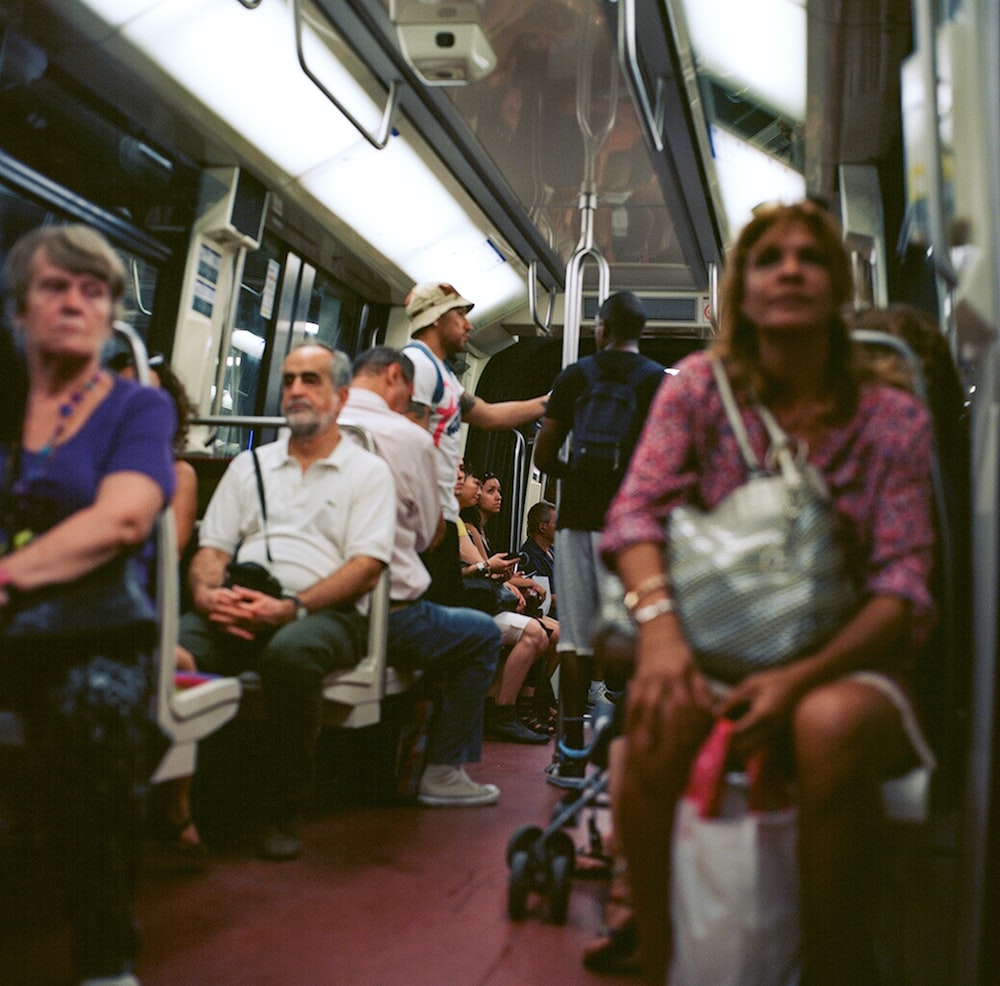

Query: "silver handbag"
left=667, top=358, right=859, bottom=683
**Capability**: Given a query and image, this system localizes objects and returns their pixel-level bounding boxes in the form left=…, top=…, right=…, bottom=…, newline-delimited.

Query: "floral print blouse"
left=600, top=350, right=936, bottom=645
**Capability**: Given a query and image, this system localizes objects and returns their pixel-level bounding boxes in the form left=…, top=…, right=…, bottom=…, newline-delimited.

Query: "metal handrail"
left=617, top=0, right=666, bottom=152
left=191, top=415, right=287, bottom=429
left=113, top=321, right=152, bottom=385
left=562, top=196, right=611, bottom=369
left=527, top=260, right=555, bottom=335
left=293, top=0, right=403, bottom=151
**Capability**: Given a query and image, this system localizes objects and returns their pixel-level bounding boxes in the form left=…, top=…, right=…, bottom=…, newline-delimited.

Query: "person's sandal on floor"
left=484, top=702, right=550, bottom=744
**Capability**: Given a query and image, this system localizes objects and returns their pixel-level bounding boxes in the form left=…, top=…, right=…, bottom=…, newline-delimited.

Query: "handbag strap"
left=709, top=356, right=804, bottom=487
left=250, top=448, right=273, bottom=564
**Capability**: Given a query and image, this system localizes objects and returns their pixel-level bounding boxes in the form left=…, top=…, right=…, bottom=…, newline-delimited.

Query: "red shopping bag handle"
left=686, top=719, right=737, bottom=818
left=686, top=719, right=790, bottom=818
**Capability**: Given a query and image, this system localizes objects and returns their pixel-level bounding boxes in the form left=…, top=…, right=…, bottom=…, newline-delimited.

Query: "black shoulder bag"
left=223, top=448, right=284, bottom=598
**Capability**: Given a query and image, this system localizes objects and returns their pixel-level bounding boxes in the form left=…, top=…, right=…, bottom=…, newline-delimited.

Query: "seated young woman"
left=466, top=468, right=560, bottom=732
left=600, top=200, right=936, bottom=986
left=454, top=462, right=550, bottom=744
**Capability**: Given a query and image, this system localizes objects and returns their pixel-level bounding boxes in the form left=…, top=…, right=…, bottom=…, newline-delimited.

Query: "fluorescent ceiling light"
left=710, top=125, right=806, bottom=236
left=681, top=0, right=806, bottom=122
left=302, top=137, right=523, bottom=323
left=110, top=0, right=365, bottom=179
left=72, top=0, right=526, bottom=318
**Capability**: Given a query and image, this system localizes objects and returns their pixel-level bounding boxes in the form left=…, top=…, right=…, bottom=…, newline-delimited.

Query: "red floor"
left=1, top=735, right=637, bottom=986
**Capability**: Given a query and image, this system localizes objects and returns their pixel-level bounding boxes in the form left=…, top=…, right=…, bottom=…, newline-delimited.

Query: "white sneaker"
left=417, top=765, right=500, bottom=807
left=79, top=975, right=140, bottom=986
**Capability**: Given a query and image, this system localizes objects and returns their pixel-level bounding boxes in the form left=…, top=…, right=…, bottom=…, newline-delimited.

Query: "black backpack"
left=569, top=357, right=652, bottom=475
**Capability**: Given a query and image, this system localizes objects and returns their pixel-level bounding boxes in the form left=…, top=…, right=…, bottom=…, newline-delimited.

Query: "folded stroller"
left=505, top=699, right=620, bottom=923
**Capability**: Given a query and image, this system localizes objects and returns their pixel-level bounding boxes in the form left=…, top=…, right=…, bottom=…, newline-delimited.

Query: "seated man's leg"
left=255, top=607, right=367, bottom=857
left=177, top=610, right=252, bottom=676
left=389, top=600, right=502, bottom=807
left=389, top=600, right=500, bottom=765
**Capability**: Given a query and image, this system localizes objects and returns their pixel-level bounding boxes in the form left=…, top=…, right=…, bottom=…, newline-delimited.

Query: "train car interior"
left=0, top=0, right=998, bottom=983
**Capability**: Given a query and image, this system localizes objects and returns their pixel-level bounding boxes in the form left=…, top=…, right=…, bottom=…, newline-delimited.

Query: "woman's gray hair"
left=2, top=224, right=127, bottom=323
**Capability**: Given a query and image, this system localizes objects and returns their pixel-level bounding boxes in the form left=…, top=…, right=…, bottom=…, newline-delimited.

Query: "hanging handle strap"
left=250, top=448, right=273, bottom=564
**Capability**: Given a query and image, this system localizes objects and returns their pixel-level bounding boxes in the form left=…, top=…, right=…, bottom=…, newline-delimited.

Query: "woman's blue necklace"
left=15, top=370, right=103, bottom=490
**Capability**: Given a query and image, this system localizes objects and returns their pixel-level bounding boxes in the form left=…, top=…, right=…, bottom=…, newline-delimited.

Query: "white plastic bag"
left=669, top=720, right=800, bottom=986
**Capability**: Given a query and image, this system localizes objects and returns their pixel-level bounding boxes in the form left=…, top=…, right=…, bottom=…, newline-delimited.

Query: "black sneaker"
left=485, top=704, right=550, bottom=745
left=258, top=820, right=302, bottom=861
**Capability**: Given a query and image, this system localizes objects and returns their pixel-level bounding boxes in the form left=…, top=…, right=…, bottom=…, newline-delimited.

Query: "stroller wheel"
left=547, top=852, right=572, bottom=924
left=546, top=829, right=576, bottom=864
left=508, top=850, right=532, bottom=920
left=505, top=824, right=543, bottom=866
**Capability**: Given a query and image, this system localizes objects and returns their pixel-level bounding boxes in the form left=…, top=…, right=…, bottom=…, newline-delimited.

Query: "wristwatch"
left=476, top=561, right=489, bottom=576
left=285, top=593, right=309, bottom=620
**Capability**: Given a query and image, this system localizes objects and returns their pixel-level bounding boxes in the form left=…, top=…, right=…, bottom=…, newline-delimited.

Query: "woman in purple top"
left=0, top=225, right=175, bottom=986
left=600, top=201, right=935, bottom=986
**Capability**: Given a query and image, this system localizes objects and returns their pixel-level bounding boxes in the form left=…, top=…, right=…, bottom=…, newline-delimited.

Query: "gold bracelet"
left=623, top=573, right=670, bottom=613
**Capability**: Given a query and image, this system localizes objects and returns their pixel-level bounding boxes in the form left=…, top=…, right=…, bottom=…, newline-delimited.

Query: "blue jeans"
left=388, top=600, right=501, bottom=766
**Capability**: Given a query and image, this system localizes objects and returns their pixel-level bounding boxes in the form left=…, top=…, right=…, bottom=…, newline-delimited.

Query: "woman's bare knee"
left=794, top=680, right=905, bottom=807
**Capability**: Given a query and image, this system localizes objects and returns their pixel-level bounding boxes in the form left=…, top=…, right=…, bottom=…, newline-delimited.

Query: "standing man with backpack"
left=533, top=291, right=663, bottom=784
left=402, top=282, right=549, bottom=606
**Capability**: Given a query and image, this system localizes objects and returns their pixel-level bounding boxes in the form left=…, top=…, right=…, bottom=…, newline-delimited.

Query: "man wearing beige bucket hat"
left=402, top=282, right=548, bottom=605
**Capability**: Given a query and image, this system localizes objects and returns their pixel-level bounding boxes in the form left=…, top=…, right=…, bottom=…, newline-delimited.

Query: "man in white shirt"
left=342, top=347, right=503, bottom=806
left=402, top=282, right=549, bottom=604
left=179, top=345, right=396, bottom=860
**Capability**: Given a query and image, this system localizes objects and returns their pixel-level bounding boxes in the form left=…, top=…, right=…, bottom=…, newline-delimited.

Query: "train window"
left=0, top=179, right=160, bottom=344
left=303, top=268, right=364, bottom=354
left=209, top=232, right=372, bottom=452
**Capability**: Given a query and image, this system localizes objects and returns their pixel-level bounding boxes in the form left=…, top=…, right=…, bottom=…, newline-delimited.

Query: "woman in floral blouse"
left=601, top=200, right=936, bottom=986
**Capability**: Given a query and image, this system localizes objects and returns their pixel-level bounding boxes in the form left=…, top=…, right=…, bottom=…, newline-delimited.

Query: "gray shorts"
left=553, top=528, right=611, bottom=655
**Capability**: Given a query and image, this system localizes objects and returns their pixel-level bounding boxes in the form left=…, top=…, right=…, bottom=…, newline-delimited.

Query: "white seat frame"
left=113, top=322, right=243, bottom=785
left=150, top=506, right=242, bottom=784
left=320, top=423, right=418, bottom=727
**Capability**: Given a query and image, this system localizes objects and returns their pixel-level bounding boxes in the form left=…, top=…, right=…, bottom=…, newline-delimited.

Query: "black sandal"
left=582, top=914, right=640, bottom=974
left=158, top=815, right=208, bottom=858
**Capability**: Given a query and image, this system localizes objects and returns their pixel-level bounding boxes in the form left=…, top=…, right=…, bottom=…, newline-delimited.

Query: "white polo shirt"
left=341, top=387, right=440, bottom=602
left=198, top=432, right=395, bottom=614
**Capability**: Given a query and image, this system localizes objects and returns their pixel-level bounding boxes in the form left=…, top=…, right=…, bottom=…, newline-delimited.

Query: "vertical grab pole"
left=561, top=10, right=615, bottom=370
left=561, top=237, right=610, bottom=369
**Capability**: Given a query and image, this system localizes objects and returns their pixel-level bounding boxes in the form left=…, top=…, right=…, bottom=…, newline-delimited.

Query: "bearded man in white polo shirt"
left=179, top=345, right=395, bottom=861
